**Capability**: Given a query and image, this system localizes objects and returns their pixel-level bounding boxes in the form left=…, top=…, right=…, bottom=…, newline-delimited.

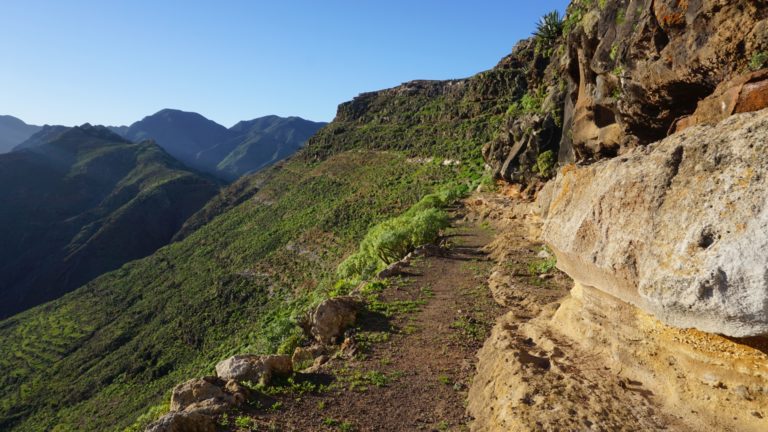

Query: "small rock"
left=215, top=354, right=292, bottom=385
left=145, top=411, right=216, bottom=432
left=304, top=355, right=331, bottom=373
left=536, top=249, right=552, bottom=259
left=308, top=296, right=361, bottom=345
left=292, top=345, right=326, bottom=371
left=733, top=385, right=753, bottom=401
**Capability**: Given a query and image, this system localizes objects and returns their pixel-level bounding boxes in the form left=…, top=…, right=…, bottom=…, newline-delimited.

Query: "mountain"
left=122, top=109, right=232, bottom=172
left=212, top=115, right=327, bottom=180
left=0, top=124, right=220, bottom=319
left=0, top=115, right=41, bottom=153
left=119, top=109, right=326, bottom=180
left=11, top=124, right=69, bottom=151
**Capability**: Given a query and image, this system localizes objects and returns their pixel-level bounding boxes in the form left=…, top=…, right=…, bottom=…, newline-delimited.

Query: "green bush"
left=533, top=10, right=563, bottom=55
left=337, top=184, right=467, bottom=280
left=535, top=150, right=556, bottom=177
left=750, top=51, right=768, bottom=71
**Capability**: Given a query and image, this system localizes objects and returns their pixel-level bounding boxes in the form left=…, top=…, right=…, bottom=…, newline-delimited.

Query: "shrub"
left=337, top=184, right=467, bottom=280
left=533, top=10, right=564, bottom=48
left=535, top=150, right=556, bottom=177
left=750, top=51, right=768, bottom=71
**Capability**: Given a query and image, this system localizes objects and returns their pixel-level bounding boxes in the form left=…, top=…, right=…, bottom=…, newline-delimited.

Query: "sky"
left=0, top=0, right=569, bottom=127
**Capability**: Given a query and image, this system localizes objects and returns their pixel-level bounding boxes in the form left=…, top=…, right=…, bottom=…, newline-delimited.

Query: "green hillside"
left=0, top=125, right=220, bottom=319
left=0, top=49, right=527, bottom=431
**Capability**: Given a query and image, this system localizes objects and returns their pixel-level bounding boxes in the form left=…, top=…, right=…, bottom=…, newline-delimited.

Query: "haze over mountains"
left=1, top=109, right=327, bottom=180
left=0, top=115, right=41, bottom=153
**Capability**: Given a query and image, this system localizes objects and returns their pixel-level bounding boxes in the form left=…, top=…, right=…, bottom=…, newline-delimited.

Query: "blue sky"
left=0, top=1, right=569, bottom=127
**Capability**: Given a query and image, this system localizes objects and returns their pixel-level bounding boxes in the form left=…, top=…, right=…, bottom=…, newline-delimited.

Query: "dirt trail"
left=227, top=193, right=694, bottom=432
left=241, top=206, right=502, bottom=431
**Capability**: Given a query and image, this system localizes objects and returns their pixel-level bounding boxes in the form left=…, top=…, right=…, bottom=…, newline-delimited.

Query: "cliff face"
left=559, top=0, right=768, bottom=161
left=482, top=0, right=768, bottom=177
left=472, top=1, right=768, bottom=431
left=306, top=52, right=531, bottom=163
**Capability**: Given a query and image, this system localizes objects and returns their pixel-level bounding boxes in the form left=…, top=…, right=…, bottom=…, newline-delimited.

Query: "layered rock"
left=551, top=283, right=768, bottom=431
left=674, top=69, right=768, bottom=132
left=540, top=109, right=768, bottom=337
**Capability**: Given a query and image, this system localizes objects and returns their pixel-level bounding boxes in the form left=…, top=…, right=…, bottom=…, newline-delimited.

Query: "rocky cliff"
left=472, top=1, right=768, bottom=431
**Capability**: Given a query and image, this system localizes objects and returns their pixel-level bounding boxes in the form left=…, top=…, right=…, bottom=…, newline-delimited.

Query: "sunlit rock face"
left=540, top=109, right=768, bottom=337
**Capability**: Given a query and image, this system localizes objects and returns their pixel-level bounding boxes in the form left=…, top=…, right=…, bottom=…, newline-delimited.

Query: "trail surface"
left=243, top=207, right=501, bottom=431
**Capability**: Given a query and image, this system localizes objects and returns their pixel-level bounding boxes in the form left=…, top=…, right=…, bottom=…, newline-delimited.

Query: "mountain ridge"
left=0, top=124, right=220, bottom=319
left=0, top=115, right=42, bottom=153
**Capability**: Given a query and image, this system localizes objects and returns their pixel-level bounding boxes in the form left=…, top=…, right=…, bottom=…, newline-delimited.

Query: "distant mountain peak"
left=0, top=115, right=42, bottom=153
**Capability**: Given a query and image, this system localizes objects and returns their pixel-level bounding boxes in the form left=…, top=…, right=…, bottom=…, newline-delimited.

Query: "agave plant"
left=533, top=10, right=564, bottom=46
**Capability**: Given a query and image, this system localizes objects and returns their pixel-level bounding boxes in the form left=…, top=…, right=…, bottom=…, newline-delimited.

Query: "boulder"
left=291, top=344, right=326, bottom=371
left=169, top=377, right=230, bottom=412
left=540, top=109, right=768, bottom=337
left=215, top=354, right=292, bottom=385
left=145, top=411, right=216, bottom=432
left=377, top=260, right=407, bottom=278
left=307, top=296, right=361, bottom=344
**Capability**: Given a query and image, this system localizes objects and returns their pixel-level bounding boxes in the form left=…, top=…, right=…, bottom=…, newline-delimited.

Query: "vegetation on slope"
left=0, top=124, right=220, bottom=318
left=0, top=29, right=526, bottom=431
left=0, top=151, right=477, bottom=431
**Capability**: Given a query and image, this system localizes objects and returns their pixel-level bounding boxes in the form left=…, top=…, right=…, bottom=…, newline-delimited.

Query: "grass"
left=341, top=369, right=393, bottom=392
left=337, top=183, right=468, bottom=280
left=528, top=254, right=557, bottom=275
left=450, top=317, right=487, bottom=341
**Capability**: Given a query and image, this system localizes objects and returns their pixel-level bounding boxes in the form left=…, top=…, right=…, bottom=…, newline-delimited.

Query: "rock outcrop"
left=560, top=0, right=768, bottom=161
left=215, top=354, right=292, bottom=385
left=146, top=376, right=250, bottom=432
left=540, top=109, right=768, bottom=337
left=673, top=69, right=768, bottom=132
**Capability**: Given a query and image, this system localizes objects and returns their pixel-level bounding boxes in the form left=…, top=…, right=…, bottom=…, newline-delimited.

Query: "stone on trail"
left=215, top=354, right=293, bottom=385
left=307, top=296, right=361, bottom=345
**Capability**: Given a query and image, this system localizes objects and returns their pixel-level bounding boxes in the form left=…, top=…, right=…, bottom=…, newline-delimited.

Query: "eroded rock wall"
left=540, top=109, right=768, bottom=337
left=560, top=0, right=768, bottom=161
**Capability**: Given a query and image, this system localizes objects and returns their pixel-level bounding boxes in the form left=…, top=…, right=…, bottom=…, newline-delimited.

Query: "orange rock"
left=673, top=69, right=768, bottom=133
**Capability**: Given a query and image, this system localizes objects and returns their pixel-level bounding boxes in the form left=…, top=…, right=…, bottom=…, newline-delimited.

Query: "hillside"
left=119, top=109, right=326, bottom=180
left=0, top=115, right=41, bottom=153
left=0, top=41, right=522, bottom=431
left=0, top=124, right=220, bottom=319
